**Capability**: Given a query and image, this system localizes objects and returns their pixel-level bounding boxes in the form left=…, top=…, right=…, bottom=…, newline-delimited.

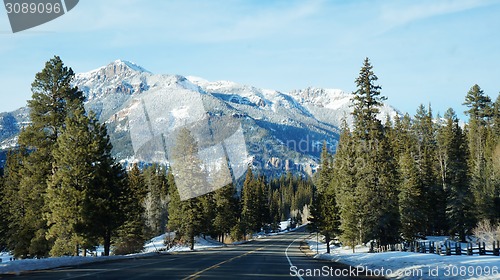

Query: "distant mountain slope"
left=0, top=60, right=399, bottom=176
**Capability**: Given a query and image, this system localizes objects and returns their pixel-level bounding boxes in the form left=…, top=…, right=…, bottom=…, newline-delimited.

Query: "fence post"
left=446, top=241, right=451, bottom=256
left=494, top=241, right=500, bottom=256
left=429, top=241, right=435, bottom=254
left=455, top=243, right=461, bottom=255
left=467, top=243, right=472, bottom=256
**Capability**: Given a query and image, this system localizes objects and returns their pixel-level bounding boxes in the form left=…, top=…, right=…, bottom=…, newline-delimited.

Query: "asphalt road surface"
left=2, top=229, right=383, bottom=279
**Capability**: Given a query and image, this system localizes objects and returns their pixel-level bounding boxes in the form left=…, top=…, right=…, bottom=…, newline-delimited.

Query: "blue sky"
left=1, top=0, right=499, bottom=119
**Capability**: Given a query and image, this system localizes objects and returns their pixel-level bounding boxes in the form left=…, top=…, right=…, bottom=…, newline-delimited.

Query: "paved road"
left=2, top=229, right=383, bottom=279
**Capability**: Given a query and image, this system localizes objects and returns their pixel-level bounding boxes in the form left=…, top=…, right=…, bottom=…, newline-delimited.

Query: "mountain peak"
left=111, top=59, right=151, bottom=74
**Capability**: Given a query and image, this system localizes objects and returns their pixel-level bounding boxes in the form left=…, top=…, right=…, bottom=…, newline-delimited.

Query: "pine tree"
left=256, top=176, right=271, bottom=230
left=200, top=192, right=216, bottom=238
left=463, top=85, right=492, bottom=122
left=166, top=169, right=182, bottom=237
left=114, top=163, right=148, bottom=255
left=85, top=119, right=128, bottom=256
left=413, top=104, right=446, bottom=235
left=439, top=109, right=475, bottom=241
left=213, top=184, right=238, bottom=243
left=241, top=168, right=259, bottom=235
left=0, top=168, right=6, bottom=250
left=8, top=56, right=85, bottom=258
left=309, top=142, right=339, bottom=253
left=338, top=58, right=399, bottom=246
left=463, top=85, right=497, bottom=223
left=352, top=57, right=387, bottom=140
left=332, top=123, right=360, bottom=251
left=143, top=164, right=168, bottom=236
left=493, top=95, right=500, bottom=136
left=166, top=129, right=205, bottom=250
left=1, top=150, right=27, bottom=257
left=46, top=108, right=127, bottom=256
left=46, top=107, right=96, bottom=256
left=398, top=151, right=425, bottom=240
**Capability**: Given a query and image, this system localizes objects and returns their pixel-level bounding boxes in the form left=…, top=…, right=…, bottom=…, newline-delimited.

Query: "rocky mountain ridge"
left=0, top=60, right=399, bottom=177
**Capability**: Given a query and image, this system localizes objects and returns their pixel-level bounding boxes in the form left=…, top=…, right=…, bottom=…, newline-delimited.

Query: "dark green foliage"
left=463, top=86, right=499, bottom=224
left=413, top=105, right=446, bottom=235
left=332, top=125, right=360, bottom=250
left=47, top=107, right=127, bottom=256
left=4, top=56, right=85, bottom=258
left=352, top=57, right=386, bottom=139
left=113, top=164, right=148, bottom=255
left=0, top=168, right=6, bottom=250
left=309, top=142, right=339, bottom=253
left=439, top=109, right=475, bottom=241
left=335, top=59, right=399, bottom=247
left=463, top=85, right=492, bottom=122
left=213, top=184, right=238, bottom=243
left=46, top=107, right=97, bottom=256
left=143, top=164, right=168, bottom=237
left=2, top=57, right=133, bottom=257
left=166, top=129, right=206, bottom=249
left=241, top=168, right=260, bottom=234
left=493, top=95, right=500, bottom=136
left=398, top=152, right=426, bottom=240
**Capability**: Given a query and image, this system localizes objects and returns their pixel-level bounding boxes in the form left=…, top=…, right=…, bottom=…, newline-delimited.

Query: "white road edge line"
left=285, top=236, right=305, bottom=280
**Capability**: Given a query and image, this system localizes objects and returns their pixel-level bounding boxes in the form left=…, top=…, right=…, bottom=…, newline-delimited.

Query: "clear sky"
left=1, top=0, right=499, bottom=120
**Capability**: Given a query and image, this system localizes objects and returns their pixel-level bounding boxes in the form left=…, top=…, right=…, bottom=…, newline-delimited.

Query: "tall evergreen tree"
left=0, top=168, right=6, bottom=250
left=339, top=58, right=399, bottom=246
left=463, top=85, right=492, bottom=122
left=241, top=168, right=259, bottom=235
left=398, top=151, right=425, bottom=240
left=463, top=85, right=496, bottom=222
left=167, top=128, right=205, bottom=250
left=46, top=107, right=96, bottom=256
left=332, top=123, right=360, bottom=251
left=493, top=95, right=500, bottom=136
left=86, top=122, right=128, bottom=257
left=439, top=109, right=475, bottom=241
left=352, top=57, right=387, bottom=140
left=143, top=164, right=168, bottom=236
left=7, top=56, right=85, bottom=258
left=213, top=184, right=238, bottom=243
left=1, top=150, right=27, bottom=257
left=47, top=108, right=127, bottom=256
left=114, top=163, right=148, bottom=255
left=310, top=142, right=339, bottom=253
left=413, top=105, right=445, bottom=235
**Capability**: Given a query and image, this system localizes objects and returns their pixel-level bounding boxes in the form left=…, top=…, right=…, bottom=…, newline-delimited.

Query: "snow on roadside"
left=0, top=234, right=224, bottom=275
left=307, top=237, right=500, bottom=280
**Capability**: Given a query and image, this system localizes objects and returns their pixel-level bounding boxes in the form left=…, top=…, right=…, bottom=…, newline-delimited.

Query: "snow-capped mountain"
left=0, top=60, right=399, bottom=176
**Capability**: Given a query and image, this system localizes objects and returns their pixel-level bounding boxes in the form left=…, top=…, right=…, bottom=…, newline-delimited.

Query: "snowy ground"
left=307, top=236, right=500, bottom=280
left=0, top=233, right=223, bottom=275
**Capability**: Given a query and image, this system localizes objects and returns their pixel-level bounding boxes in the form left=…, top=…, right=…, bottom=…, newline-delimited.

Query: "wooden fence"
left=371, top=240, right=500, bottom=256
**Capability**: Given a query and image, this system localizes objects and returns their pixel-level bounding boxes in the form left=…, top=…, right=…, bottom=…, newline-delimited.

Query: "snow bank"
left=0, top=234, right=223, bottom=275
left=307, top=237, right=500, bottom=280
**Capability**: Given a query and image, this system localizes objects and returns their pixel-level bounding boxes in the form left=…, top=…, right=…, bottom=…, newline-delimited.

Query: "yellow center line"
left=182, top=246, right=266, bottom=280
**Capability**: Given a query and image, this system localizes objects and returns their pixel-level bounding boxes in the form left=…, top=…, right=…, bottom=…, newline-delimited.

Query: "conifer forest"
left=1, top=56, right=499, bottom=259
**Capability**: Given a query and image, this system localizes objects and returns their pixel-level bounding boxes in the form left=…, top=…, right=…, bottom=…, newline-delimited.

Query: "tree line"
left=310, top=58, right=500, bottom=253
left=0, top=56, right=313, bottom=258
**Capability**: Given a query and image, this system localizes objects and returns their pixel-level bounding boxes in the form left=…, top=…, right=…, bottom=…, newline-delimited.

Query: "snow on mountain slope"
left=0, top=60, right=400, bottom=176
